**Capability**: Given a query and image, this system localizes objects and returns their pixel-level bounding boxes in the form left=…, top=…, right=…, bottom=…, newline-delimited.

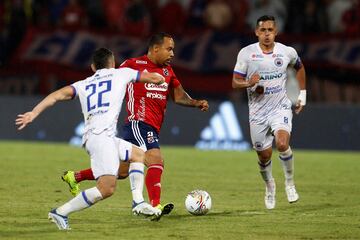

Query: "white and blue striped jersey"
left=234, top=42, right=301, bottom=124
left=71, top=68, right=140, bottom=139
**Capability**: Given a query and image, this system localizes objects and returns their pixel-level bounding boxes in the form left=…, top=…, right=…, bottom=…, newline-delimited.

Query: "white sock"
left=258, top=160, right=273, bottom=183
left=279, top=147, right=294, bottom=186
left=128, top=162, right=145, bottom=205
left=56, top=187, right=103, bottom=216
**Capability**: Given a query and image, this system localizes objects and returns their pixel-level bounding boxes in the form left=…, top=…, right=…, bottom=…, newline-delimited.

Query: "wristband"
left=297, top=90, right=306, bottom=106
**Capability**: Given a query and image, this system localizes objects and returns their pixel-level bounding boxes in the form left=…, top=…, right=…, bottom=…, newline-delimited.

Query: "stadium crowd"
left=0, top=0, right=359, bottom=103
left=1, top=0, right=359, bottom=62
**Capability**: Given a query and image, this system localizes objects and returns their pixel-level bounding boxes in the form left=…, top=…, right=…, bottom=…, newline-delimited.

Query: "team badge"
left=274, top=58, right=283, bottom=67
left=255, top=142, right=263, bottom=150
left=147, top=131, right=155, bottom=144
left=163, top=68, right=169, bottom=76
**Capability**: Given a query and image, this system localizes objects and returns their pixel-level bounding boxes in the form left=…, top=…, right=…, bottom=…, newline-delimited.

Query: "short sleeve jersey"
left=234, top=42, right=301, bottom=124
left=120, top=55, right=181, bottom=133
left=71, top=68, right=140, bottom=138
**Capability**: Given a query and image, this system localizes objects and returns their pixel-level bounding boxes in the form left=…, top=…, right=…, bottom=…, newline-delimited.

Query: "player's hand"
left=196, top=100, right=209, bottom=112
left=294, top=100, right=304, bottom=114
left=15, top=112, right=36, bottom=130
left=154, top=73, right=165, bottom=85
left=248, top=73, right=260, bottom=87
left=295, top=90, right=306, bottom=114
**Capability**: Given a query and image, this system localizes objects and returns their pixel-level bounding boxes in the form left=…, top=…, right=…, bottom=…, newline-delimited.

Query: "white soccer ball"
left=185, top=190, right=212, bottom=215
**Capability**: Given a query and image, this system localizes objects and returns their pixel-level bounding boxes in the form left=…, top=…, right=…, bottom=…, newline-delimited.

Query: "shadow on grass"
left=167, top=209, right=268, bottom=220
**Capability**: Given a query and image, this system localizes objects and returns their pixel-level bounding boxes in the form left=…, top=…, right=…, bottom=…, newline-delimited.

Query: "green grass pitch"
left=0, top=141, right=359, bottom=240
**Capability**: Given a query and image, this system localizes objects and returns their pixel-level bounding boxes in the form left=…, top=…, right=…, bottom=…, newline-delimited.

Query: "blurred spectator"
left=102, top=0, right=128, bottom=30
left=60, top=0, right=87, bottom=30
left=203, top=0, right=233, bottom=31
left=341, top=0, right=360, bottom=36
left=31, top=0, right=51, bottom=29
left=156, top=0, right=186, bottom=35
left=48, top=0, right=69, bottom=26
left=1, top=0, right=29, bottom=64
left=247, top=0, right=286, bottom=32
left=228, top=0, right=250, bottom=33
left=84, top=0, right=106, bottom=29
left=122, top=0, right=152, bottom=37
left=186, top=0, right=207, bottom=30
left=0, top=1, right=4, bottom=31
left=326, top=0, right=352, bottom=33
left=285, top=0, right=328, bottom=34
left=143, top=0, right=159, bottom=32
left=0, top=2, right=5, bottom=67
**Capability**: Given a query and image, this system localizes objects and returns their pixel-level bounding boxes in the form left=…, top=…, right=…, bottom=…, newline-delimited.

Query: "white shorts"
left=250, top=109, right=292, bottom=151
left=85, top=131, right=133, bottom=179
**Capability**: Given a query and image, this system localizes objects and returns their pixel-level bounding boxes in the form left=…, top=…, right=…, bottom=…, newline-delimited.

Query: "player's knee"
left=97, top=177, right=117, bottom=198
left=276, top=141, right=289, bottom=152
left=100, top=185, right=116, bottom=198
left=257, top=149, right=272, bottom=161
left=144, top=149, right=163, bottom=166
left=118, top=172, right=129, bottom=179
left=131, top=147, right=146, bottom=163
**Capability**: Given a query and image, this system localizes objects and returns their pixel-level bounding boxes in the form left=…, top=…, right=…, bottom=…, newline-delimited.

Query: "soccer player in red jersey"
left=62, top=33, right=209, bottom=218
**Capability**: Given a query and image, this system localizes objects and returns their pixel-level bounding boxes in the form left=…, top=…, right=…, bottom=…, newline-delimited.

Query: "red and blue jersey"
left=119, top=55, right=181, bottom=133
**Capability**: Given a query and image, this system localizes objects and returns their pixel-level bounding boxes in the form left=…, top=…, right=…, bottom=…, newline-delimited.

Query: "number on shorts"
left=284, top=117, right=288, bottom=124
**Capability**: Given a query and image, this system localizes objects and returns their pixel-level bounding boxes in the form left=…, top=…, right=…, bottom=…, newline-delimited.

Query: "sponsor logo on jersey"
left=145, top=82, right=168, bottom=91
left=251, top=54, right=264, bottom=58
left=274, top=57, right=283, bottom=67
left=146, top=92, right=166, bottom=100
left=264, top=85, right=282, bottom=95
left=260, top=73, right=283, bottom=81
left=163, top=68, right=169, bottom=76
left=272, top=54, right=284, bottom=58
left=136, top=60, right=147, bottom=64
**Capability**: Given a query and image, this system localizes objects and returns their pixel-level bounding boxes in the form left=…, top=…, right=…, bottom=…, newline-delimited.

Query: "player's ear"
left=91, top=63, right=96, bottom=72
left=109, top=56, right=115, bottom=68
left=153, top=44, right=160, bottom=53
left=255, top=28, right=259, bottom=37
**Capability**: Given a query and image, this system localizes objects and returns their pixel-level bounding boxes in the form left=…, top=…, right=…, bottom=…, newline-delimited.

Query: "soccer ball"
left=185, top=190, right=212, bottom=215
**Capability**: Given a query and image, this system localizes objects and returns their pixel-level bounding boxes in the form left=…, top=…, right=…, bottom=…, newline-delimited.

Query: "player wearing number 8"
left=232, top=15, right=306, bottom=209
left=15, top=48, right=165, bottom=230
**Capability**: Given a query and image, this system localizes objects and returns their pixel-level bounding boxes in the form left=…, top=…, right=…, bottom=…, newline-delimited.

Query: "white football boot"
left=48, top=209, right=70, bottom=230
left=285, top=184, right=299, bottom=203
left=264, top=178, right=276, bottom=209
left=132, top=202, right=161, bottom=217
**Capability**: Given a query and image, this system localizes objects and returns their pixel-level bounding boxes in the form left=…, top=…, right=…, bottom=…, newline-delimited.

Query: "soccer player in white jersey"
left=15, top=48, right=165, bottom=230
left=232, top=15, right=306, bottom=209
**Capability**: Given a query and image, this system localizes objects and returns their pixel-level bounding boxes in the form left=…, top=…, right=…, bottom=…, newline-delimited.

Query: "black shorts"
left=121, top=120, right=160, bottom=151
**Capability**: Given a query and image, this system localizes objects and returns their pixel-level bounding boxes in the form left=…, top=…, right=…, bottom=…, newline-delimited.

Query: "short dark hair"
left=92, top=48, right=113, bottom=69
left=148, top=32, right=173, bottom=49
left=256, top=15, right=276, bottom=27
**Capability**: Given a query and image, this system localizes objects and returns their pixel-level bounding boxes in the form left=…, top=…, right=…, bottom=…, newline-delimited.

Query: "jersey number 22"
left=86, top=80, right=112, bottom=112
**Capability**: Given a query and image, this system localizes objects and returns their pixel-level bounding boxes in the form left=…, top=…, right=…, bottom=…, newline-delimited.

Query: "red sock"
left=145, top=164, right=163, bottom=207
left=75, top=168, right=95, bottom=182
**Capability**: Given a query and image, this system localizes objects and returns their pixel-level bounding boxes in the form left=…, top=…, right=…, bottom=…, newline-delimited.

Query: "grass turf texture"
left=0, top=141, right=359, bottom=240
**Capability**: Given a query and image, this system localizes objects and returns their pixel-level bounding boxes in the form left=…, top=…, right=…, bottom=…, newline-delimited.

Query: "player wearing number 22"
left=15, top=48, right=165, bottom=229
left=62, top=33, right=209, bottom=217
left=232, top=15, right=307, bottom=210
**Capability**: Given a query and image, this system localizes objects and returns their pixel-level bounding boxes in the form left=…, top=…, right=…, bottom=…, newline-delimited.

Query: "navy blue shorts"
left=121, top=120, right=160, bottom=151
